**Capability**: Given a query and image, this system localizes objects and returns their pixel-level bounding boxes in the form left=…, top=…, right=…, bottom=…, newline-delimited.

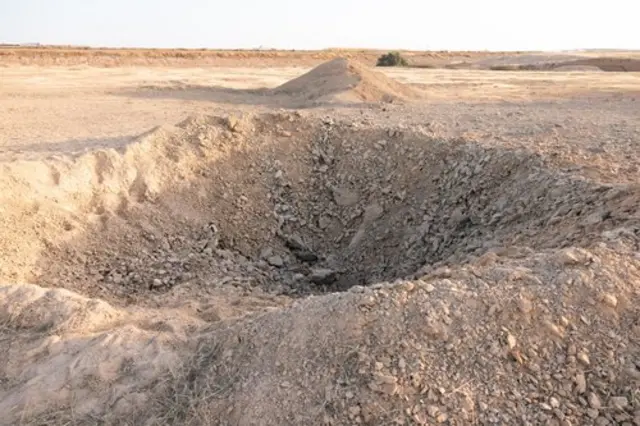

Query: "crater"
left=3, top=112, right=630, bottom=304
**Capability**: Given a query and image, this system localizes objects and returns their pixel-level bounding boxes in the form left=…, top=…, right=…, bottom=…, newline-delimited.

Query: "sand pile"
left=1, top=113, right=640, bottom=425
left=272, top=58, right=420, bottom=104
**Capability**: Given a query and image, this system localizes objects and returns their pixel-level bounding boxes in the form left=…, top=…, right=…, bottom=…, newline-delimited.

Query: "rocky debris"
left=198, top=222, right=220, bottom=254
left=154, top=237, right=640, bottom=426
left=32, top=113, right=640, bottom=303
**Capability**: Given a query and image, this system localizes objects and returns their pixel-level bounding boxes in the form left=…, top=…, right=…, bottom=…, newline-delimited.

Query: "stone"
left=260, top=247, right=274, bottom=259
left=575, top=372, right=587, bottom=394
left=588, top=392, right=601, bottom=410
left=331, top=187, right=359, bottom=207
left=423, top=283, right=435, bottom=293
left=226, top=115, right=241, bottom=132
left=506, top=334, right=517, bottom=350
left=349, top=406, right=361, bottom=417
left=318, top=215, right=332, bottom=229
left=380, top=382, right=398, bottom=395
left=546, top=321, right=565, bottom=338
left=558, top=248, right=582, bottom=265
left=363, top=203, right=384, bottom=224
left=292, top=250, right=318, bottom=262
left=601, top=293, right=618, bottom=308
left=610, top=396, right=629, bottom=410
left=374, top=374, right=397, bottom=384
left=349, top=228, right=365, bottom=248
left=519, top=297, right=533, bottom=314
left=577, top=352, right=590, bottom=366
left=309, top=268, right=337, bottom=285
left=436, top=413, right=448, bottom=423
left=267, top=256, right=284, bottom=267
left=281, top=233, right=308, bottom=251
left=583, top=211, right=605, bottom=226
left=427, top=406, right=440, bottom=417
left=413, top=412, right=427, bottom=425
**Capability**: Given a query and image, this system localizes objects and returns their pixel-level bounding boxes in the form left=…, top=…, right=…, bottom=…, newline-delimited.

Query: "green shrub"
left=376, top=51, right=409, bottom=67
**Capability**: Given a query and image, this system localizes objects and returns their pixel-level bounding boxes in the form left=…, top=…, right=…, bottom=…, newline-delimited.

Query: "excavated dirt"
left=272, top=58, right=421, bottom=104
left=1, top=63, right=640, bottom=426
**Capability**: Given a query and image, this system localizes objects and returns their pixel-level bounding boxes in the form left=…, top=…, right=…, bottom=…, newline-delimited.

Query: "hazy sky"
left=1, top=0, right=638, bottom=51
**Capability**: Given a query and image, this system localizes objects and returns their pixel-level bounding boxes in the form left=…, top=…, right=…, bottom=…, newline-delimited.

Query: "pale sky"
left=1, top=0, right=638, bottom=51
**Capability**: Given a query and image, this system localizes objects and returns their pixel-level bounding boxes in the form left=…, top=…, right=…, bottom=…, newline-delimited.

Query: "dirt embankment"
left=0, top=46, right=514, bottom=67
left=559, top=57, right=640, bottom=72
left=3, top=47, right=639, bottom=71
left=474, top=54, right=640, bottom=72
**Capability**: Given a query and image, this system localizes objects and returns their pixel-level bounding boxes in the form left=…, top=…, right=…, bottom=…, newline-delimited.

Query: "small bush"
left=376, top=51, right=408, bottom=67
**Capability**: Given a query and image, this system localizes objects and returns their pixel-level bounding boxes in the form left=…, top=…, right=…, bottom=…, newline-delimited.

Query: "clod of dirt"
left=272, top=57, right=421, bottom=104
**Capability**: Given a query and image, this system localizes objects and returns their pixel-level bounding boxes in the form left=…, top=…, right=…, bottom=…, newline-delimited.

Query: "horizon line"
left=2, top=43, right=639, bottom=53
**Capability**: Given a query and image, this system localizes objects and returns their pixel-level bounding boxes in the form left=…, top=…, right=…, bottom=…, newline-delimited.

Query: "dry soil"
left=0, top=56, right=639, bottom=426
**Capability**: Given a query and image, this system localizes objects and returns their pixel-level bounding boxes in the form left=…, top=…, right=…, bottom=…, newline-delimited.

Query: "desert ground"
left=1, top=49, right=640, bottom=425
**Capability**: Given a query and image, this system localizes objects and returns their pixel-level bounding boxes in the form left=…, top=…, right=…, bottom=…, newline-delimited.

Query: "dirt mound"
left=0, top=283, right=197, bottom=424
left=473, top=53, right=584, bottom=69
left=157, top=242, right=640, bottom=425
left=473, top=54, right=640, bottom=72
left=272, top=58, right=420, bottom=104
left=1, top=113, right=640, bottom=425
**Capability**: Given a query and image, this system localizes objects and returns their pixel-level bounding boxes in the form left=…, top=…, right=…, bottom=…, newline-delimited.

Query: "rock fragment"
left=267, top=255, right=284, bottom=267
left=309, top=268, right=337, bottom=285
